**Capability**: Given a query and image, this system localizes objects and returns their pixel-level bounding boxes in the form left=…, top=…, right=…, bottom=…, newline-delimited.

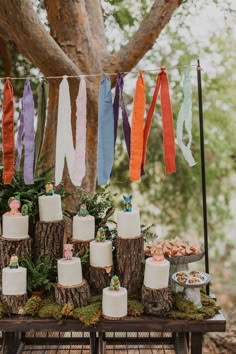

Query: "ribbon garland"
left=73, top=76, right=87, bottom=186
left=142, top=68, right=176, bottom=174
left=2, top=77, right=14, bottom=184
left=176, top=67, right=196, bottom=166
left=129, top=70, right=146, bottom=181
left=97, top=74, right=115, bottom=185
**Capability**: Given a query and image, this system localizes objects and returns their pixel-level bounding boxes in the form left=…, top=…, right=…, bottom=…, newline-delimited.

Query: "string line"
left=0, top=64, right=199, bottom=81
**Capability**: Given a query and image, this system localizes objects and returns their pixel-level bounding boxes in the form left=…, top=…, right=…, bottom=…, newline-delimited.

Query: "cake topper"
left=153, top=244, right=165, bottom=263
left=64, top=244, right=73, bottom=260
left=9, top=254, right=19, bottom=269
left=78, top=203, right=89, bottom=217
left=109, top=275, right=120, bottom=291
left=123, top=195, right=132, bottom=212
left=6, top=196, right=21, bottom=216
left=45, top=182, right=54, bottom=196
left=96, top=227, right=106, bottom=242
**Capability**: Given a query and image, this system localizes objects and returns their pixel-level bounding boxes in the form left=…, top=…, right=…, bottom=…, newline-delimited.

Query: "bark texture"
left=89, top=265, right=114, bottom=295
left=1, top=293, right=28, bottom=314
left=71, top=239, right=91, bottom=281
left=34, top=221, right=64, bottom=264
left=141, top=285, right=173, bottom=316
left=54, top=279, right=90, bottom=308
left=116, top=236, right=144, bottom=296
left=0, top=237, right=32, bottom=280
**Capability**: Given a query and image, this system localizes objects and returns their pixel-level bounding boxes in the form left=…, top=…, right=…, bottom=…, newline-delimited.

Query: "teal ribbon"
left=176, top=67, right=196, bottom=167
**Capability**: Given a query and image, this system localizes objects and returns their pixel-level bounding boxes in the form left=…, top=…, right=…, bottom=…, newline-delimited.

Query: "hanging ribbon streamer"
left=15, top=104, right=24, bottom=172
left=34, top=79, right=48, bottom=173
left=55, top=76, right=77, bottom=186
left=176, top=67, right=196, bottom=166
left=97, top=74, right=114, bottom=185
left=129, top=70, right=146, bottom=181
left=142, top=68, right=176, bottom=174
left=2, top=77, right=14, bottom=184
left=72, top=76, right=87, bottom=186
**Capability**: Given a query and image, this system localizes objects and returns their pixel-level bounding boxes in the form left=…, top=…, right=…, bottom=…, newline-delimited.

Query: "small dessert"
left=90, top=227, right=113, bottom=268
left=39, top=183, right=63, bottom=222
left=102, top=276, right=127, bottom=319
left=57, top=244, right=82, bottom=286
left=72, top=203, right=95, bottom=241
left=117, top=195, right=141, bottom=238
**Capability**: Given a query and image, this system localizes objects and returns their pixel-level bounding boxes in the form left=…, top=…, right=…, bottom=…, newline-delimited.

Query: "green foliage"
left=128, top=299, right=144, bottom=317
left=0, top=302, right=6, bottom=319
left=24, top=296, right=42, bottom=316
left=20, top=255, right=54, bottom=292
left=38, top=299, right=62, bottom=320
left=73, top=302, right=102, bottom=326
left=61, top=303, right=74, bottom=318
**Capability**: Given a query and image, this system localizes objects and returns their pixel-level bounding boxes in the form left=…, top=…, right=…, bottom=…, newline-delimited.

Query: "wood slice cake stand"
left=1, top=293, right=28, bottom=315
left=54, top=279, right=90, bottom=308
left=116, top=235, right=144, bottom=296
left=103, top=314, right=127, bottom=321
left=141, top=285, right=173, bottom=316
left=34, top=220, right=64, bottom=264
left=89, top=265, right=114, bottom=295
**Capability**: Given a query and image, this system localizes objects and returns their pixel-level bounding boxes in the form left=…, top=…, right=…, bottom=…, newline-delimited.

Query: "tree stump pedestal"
left=71, top=239, right=92, bottom=281
left=1, top=293, right=28, bottom=314
left=141, top=285, right=173, bottom=316
left=0, top=237, right=32, bottom=280
left=116, top=235, right=144, bottom=296
left=54, top=279, right=90, bottom=308
left=34, top=220, right=64, bottom=264
left=89, top=265, right=114, bottom=295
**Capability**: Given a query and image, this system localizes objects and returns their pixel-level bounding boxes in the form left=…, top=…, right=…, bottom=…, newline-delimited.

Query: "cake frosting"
left=144, top=257, right=170, bottom=289
left=2, top=266, right=27, bottom=295
left=117, top=209, right=141, bottom=238
left=2, top=214, right=29, bottom=239
left=57, top=257, right=82, bottom=286
left=73, top=215, right=95, bottom=241
left=102, top=286, right=127, bottom=318
left=90, top=240, right=113, bottom=268
left=38, top=194, right=63, bottom=222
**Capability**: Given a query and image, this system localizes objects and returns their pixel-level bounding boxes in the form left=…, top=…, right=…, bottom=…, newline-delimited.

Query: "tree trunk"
left=34, top=220, right=64, bottom=264
left=1, top=293, right=28, bottom=314
left=141, top=285, right=173, bottom=316
left=89, top=265, right=114, bottom=295
left=54, top=279, right=90, bottom=308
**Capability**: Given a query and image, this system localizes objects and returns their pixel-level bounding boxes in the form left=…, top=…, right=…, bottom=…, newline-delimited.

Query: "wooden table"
left=0, top=312, right=226, bottom=354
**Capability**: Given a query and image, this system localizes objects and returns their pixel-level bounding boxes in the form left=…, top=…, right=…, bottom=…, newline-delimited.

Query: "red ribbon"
left=2, top=77, right=14, bottom=184
left=142, top=68, right=176, bottom=173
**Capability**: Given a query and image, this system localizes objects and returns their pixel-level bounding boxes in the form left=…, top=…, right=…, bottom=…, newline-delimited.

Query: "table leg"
left=191, top=333, right=203, bottom=354
left=2, top=332, right=24, bottom=354
left=90, top=332, right=98, bottom=354
left=98, top=332, right=105, bottom=354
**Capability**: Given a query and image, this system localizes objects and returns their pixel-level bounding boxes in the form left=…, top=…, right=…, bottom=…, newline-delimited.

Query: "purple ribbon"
left=15, top=79, right=35, bottom=184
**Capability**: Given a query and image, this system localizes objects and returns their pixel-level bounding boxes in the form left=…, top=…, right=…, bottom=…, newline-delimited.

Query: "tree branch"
left=111, top=0, right=182, bottom=73
left=0, top=0, right=79, bottom=76
left=0, top=36, right=12, bottom=75
left=85, top=0, right=107, bottom=51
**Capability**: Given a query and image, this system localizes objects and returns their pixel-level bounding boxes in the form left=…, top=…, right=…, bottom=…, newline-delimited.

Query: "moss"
left=88, top=295, right=102, bottom=304
left=0, top=302, right=6, bottom=319
left=73, top=302, right=102, bottom=326
left=24, top=296, right=42, bottom=316
left=167, top=292, right=220, bottom=320
left=38, top=300, right=62, bottom=320
left=128, top=299, right=144, bottom=317
left=61, top=304, right=74, bottom=318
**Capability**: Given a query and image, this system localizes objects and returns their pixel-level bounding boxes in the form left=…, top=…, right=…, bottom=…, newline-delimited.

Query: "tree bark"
left=54, top=279, right=90, bottom=308
left=89, top=265, right=114, bottom=296
left=1, top=293, right=28, bottom=314
left=116, top=235, right=144, bottom=296
left=34, top=220, right=64, bottom=264
left=141, top=285, right=173, bottom=316
left=71, top=239, right=91, bottom=282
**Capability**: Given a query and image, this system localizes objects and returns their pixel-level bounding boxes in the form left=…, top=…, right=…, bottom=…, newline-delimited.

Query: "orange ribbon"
left=129, top=71, right=146, bottom=181
left=2, top=77, right=14, bottom=184
left=142, top=68, right=176, bottom=173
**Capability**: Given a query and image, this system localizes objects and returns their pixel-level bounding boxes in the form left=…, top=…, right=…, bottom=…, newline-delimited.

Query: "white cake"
left=102, top=287, right=128, bottom=318
left=2, top=266, right=27, bottom=295
left=144, top=257, right=170, bottom=289
left=90, top=240, right=113, bottom=268
left=38, top=194, right=63, bottom=222
left=73, top=215, right=95, bottom=241
left=117, top=209, right=141, bottom=238
left=57, top=257, right=82, bottom=287
left=2, top=214, right=29, bottom=239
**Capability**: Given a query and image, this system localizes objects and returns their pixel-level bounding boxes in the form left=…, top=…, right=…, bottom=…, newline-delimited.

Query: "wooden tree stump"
left=1, top=293, right=28, bottom=314
left=116, top=235, right=144, bottom=296
left=141, top=285, right=173, bottom=316
left=34, top=220, right=64, bottom=264
left=54, top=279, right=90, bottom=308
left=71, top=239, right=91, bottom=281
left=89, top=265, right=114, bottom=295
left=0, top=237, right=32, bottom=280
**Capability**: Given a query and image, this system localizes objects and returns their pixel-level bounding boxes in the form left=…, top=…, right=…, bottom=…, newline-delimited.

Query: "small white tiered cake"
left=2, top=197, right=29, bottom=239
left=39, top=183, right=63, bottom=222
left=57, top=244, right=82, bottom=286
left=117, top=195, right=140, bottom=238
left=144, top=245, right=170, bottom=289
left=2, top=255, right=27, bottom=295
left=90, top=227, right=113, bottom=268
left=102, top=276, right=127, bottom=319
left=73, top=204, right=95, bottom=241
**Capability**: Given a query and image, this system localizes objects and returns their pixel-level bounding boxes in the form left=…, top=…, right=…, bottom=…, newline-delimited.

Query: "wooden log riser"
left=54, top=280, right=90, bottom=308
left=141, top=285, right=173, bottom=316
left=1, top=293, right=28, bottom=315
left=89, top=266, right=114, bottom=296
left=71, top=239, right=91, bottom=282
